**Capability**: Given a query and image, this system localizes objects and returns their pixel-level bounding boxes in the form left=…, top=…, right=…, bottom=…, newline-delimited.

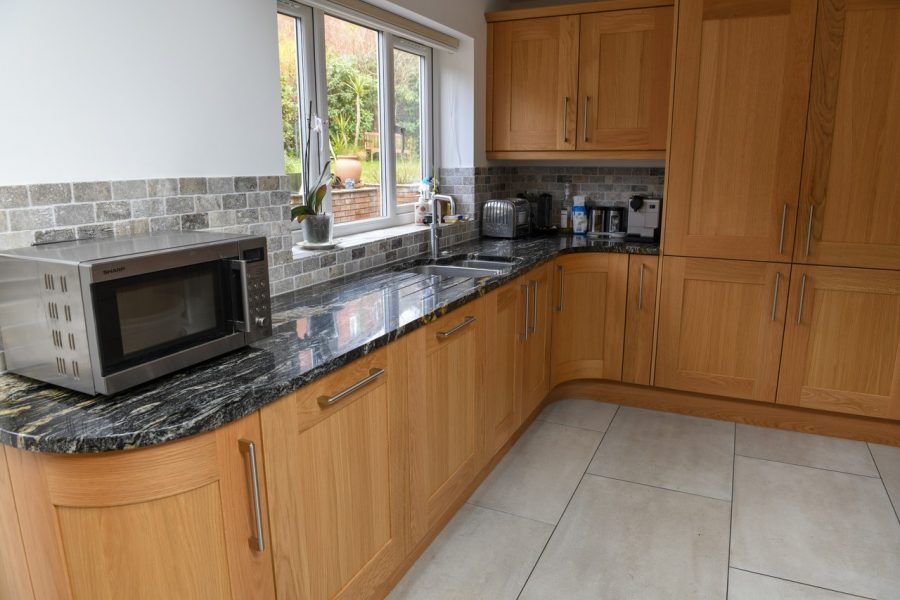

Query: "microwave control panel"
left=241, top=245, right=273, bottom=342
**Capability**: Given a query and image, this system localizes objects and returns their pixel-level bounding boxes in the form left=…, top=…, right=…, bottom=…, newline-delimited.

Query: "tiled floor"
left=389, top=400, right=900, bottom=600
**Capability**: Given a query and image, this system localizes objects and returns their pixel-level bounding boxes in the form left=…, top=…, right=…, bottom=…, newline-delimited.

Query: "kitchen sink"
left=409, top=264, right=509, bottom=278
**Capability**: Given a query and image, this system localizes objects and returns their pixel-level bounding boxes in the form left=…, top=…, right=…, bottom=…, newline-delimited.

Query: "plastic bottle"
left=572, top=195, right=588, bottom=235
left=559, top=184, right=573, bottom=234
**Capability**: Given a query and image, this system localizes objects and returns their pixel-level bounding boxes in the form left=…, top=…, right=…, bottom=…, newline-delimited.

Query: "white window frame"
left=278, top=2, right=434, bottom=238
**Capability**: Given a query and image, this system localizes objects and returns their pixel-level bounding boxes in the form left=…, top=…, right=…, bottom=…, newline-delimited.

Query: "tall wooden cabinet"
left=551, top=253, right=628, bottom=385
left=486, top=1, right=674, bottom=159
left=663, top=0, right=817, bottom=262
left=408, top=300, right=485, bottom=544
left=5, top=415, right=276, bottom=600
left=260, top=347, right=407, bottom=600
left=777, top=266, right=900, bottom=420
left=655, top=257, right=790, bottom=402
left=795, top=0, right=900, bottom=270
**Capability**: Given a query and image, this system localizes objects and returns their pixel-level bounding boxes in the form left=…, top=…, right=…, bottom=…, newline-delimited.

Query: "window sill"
left=291, top=222, right=430, bottom=259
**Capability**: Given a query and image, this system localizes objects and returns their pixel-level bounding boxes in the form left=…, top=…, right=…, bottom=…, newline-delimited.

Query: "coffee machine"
left=626, top=195, right=662, bottom=241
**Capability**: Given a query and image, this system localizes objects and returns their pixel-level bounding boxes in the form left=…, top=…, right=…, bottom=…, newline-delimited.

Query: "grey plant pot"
left=301, top=213, right=334, bottom=245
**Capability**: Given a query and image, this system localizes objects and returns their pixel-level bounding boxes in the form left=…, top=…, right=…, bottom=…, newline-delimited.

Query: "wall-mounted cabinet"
left=486, top=0, right=674, bottom=160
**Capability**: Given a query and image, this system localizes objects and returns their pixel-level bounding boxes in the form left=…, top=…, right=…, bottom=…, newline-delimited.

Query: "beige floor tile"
left=728, top=569, right=867, bottom=599
left=587, top=407, right=734, bottom=500
left=870, top=443, right=900, bottom=519
left=537, top=399, right=618, bottom=432
left=520, top=475, right=730, bottom=600
left=736, top=425, right=878, bottom=476
left=388, top=504, right=553, bottom=600
left=469, top=420, right=602, bottom=524
left=731, top=456, right=900, bottom=600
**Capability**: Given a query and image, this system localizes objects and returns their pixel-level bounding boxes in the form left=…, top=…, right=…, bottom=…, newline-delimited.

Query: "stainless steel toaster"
left=482, top=198, right=530, bottom=238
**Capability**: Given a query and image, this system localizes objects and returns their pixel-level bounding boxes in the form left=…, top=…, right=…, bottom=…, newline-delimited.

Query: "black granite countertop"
left=0, top=235, right=657, bottom=454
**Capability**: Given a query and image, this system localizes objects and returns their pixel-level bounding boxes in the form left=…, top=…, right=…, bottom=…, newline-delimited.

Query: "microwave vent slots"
left=48, top=302, right=59, bottom=320
left=55, top=357, right=68, bottom=376
left=43, top=273, right=55, bottom=291
left=71, top=360, right=80, bottom=380
left=52, top=329, right=63, bottom=348
left=68, top=333, right=76, bottom=350
left=64, top=305, right=72, bottom=322
left=59, top=275, right=68, bottom=292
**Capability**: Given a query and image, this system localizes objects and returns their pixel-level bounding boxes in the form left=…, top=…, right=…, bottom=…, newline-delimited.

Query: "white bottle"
left=572, top=195, right=588, bottom=235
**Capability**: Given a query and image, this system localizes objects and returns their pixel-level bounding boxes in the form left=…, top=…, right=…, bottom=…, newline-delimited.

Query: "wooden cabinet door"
left=576, top=7, right=673, bottom=150
left=521, top=264, right=553, bottom=418
left=551, top=253, right=628, bottom=385
left=408, top=300, right=484, bottom=544
left=778, top=266, right=900, bottom=420
left=794, top=0, right=900, bottom=270
left=664, top=0, right=817, bottom=262
left=656, top=257, right=790, bottom=401
left=483, top=281, right=524, bottom=463
left=489, top=16, right=579, bottom=151
left=6, top=414, right=276, bottom=600
left=260, top=347, right=407, bottom=600
left=623, top=255, right=659, bottom=385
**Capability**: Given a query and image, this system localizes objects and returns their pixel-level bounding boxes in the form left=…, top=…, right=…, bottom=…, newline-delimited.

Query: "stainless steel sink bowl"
left=409, top=264, right=509, bottom=278
left=451, top=259, right=515, bottom=271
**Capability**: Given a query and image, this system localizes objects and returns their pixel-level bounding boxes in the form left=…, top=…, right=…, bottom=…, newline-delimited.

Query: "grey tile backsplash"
left=0, top=165, right=664, bottom=296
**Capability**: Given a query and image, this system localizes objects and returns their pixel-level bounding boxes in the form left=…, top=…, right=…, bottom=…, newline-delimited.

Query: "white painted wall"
left=0, top=0, right=284, bottom=185
left=0, top=0, right=494, bottom=186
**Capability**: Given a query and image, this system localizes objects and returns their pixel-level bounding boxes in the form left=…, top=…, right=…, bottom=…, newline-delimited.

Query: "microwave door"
left=229, top=259, right=251, bottom=333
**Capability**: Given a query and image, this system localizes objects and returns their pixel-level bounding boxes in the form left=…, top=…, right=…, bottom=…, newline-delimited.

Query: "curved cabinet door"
left=551, top=253, right=628, bottom=385
left=778, top=266, right=900, bottom=420
left=664, top=0, right=816, bottom=262
left=794, top=0, right=900, bottom=270
left=5, top=414, right=275, bottom=600
left=656, top=257, right=790, bottom=402
left=260, top=347, right=408, bottom=600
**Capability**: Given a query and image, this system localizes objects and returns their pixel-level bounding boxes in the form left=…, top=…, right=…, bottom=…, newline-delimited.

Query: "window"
left=277, top=3, right=433, bottom=236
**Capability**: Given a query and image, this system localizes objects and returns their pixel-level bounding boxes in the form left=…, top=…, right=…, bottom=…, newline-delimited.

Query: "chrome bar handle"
left=778, top=203, right=788, bottom=254
left=521, top=285, right=530, bottom=341
left=437, top=316, right=477, bottom=340
left=556, top=265, right=565, bottom=312
left=318, top=368, right=385, bottom=407
left=770, top=272, right=781, bottom=321
left=796, top=274, right=807, bottom=325
left=804, top=205, right=815, bottom=256
left=238, top=439, right=265, bottom=553
left=562, top=97, right=569, bottom=143
left=529, top=280, right=538, bottom=334
left=230, top=259, right=250, bottom=332
left=583, top=97, right=590, bottom=142
left=638, top=263, right=645, bottom=310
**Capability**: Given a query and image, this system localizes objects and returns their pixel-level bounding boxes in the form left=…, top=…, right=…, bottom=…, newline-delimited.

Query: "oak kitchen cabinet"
left=777, top=266, right=900, bottom=420
left=520, top=264, right=553, bottom=418
left=551, top=253, right=628, bottom=385
left=622, top=255, right=658, bottom=385
left=483, top=282, right=524, bottom=461
left=794, top=0, right=900, bottom=270
left=486, top=1, right=673, bottom=159
left=663, top=0, right=817, bottom=262
left=3, top=414, right=276, bottom=600
left=407, top=298, right=485, bottom=545
left=655, top=257, right=790, bottom=402
left=260, top=347, right=408, bottom=600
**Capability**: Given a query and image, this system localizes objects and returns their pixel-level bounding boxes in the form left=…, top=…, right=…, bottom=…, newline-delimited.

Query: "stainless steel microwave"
left=0, top=232, right=272, bottom=395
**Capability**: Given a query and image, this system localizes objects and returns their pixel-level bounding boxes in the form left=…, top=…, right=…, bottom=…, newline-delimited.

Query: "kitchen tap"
left=429, top=194, right=456, bottom=260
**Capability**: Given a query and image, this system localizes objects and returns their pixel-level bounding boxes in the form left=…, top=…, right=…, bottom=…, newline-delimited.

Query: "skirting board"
left=548, top=380, right=900, bottom=448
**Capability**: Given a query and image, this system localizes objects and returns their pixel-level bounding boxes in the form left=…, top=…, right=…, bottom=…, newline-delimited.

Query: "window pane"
left=324, top=15, right=383, bottom=224
left=277, top=14, right=303, bottom=196
left=394, top=48, right=424, bottom=205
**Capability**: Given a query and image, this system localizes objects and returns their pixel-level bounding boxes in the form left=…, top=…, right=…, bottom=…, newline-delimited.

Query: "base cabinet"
left=623, top=255, right=658, bottom=385
left=4, top=414, right=276, bottom=600
left=777, top=266, right=900, bottom=420
left=655, top=257, right=790, bottom=402
left=260, top=347, right=407, bottom=600
left=407, top=299, right=485, bottom=545
left=521, top=264, right=553, bottom=418
left=551, top=253, right=628, bottom=385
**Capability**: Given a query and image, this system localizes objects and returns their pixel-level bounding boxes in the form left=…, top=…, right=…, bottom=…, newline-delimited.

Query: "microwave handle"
left=230, top=259, right=251, bottom=332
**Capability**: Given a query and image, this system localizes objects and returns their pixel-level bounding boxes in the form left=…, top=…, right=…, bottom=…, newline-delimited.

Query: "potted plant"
left=330, top=114, right=363, bottom=184
left=291, top=102, right=334, bottom=246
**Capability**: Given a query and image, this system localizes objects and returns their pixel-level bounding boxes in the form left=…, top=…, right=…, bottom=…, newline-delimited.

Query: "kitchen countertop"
left=0, top=235, right=657, bottom=454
